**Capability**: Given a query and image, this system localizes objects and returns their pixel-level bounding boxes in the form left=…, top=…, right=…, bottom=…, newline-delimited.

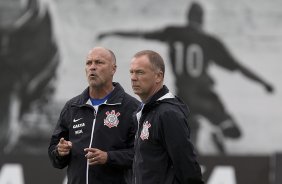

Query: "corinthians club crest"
left=104, top=110, right=121, bottom=128
left=140, top=121, right=151, bottom=140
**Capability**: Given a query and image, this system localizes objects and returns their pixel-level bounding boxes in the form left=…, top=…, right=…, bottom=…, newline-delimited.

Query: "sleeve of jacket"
left=48, top=102, right=71, bottom=169
left=159, top=108, right=204, bottom=184
left=106, top=99, right=140, bottom=168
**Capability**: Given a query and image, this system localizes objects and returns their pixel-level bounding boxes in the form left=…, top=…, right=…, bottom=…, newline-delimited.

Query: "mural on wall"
left=0, top=0, right=281, bottom=156
left=0, top=0, right=60, bottom=154
left=1, top=0, right=282, bottom=183
left=97, top=2, right=275, bottom=154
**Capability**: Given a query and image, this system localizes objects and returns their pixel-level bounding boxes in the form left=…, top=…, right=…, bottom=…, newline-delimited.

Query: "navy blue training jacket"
left=48, top=83, right=140, bottom=184
left=132, top=85, right=204, bottom=184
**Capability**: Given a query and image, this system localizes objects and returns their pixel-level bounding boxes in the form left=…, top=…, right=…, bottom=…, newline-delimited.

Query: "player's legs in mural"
left=181, top=88, right=241, bottom=154
left=0, top=0, right=60, bottom=154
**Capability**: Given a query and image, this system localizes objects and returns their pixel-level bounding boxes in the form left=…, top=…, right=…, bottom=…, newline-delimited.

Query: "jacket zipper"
left=84, top=101, right=121, bottom=183
left=134, top=105, right=144, bottom=184
left=86, top=108, right=96, bottom=184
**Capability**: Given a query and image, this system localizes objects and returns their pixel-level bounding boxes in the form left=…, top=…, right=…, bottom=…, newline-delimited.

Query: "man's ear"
left=155, top=71, right=164, bottom=83
left=112, top=64, right=117, bottom=74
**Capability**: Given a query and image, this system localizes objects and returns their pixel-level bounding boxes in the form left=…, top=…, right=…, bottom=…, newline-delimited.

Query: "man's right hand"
left=57, top=137, right=72, bottom=156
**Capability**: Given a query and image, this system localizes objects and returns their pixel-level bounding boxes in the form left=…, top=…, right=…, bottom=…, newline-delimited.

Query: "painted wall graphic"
left=1, top=0, right=282, bottom=183
left=97, top=2, right=275, bottom=155
left=0, top=0, right=60, bottom=155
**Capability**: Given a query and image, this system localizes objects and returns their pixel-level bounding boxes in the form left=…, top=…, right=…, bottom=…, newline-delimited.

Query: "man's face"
left=85, top=48, right=116, bottom=88
left=130, top=55, right=159, bottom=101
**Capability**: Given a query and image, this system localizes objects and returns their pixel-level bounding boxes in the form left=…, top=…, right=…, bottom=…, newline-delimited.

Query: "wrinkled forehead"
left=86, top=48, right=111, bottom=61
left=130, top=56, right=154, bottom=70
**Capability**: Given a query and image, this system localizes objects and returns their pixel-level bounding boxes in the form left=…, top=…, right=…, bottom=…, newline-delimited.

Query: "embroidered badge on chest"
left=104, top=110, right=121, bottom=128
left=140, top=121, right=151, bottom=140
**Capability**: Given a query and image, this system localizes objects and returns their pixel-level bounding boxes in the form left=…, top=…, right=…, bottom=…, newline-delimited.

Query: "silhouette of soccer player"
left=0, top=0, right=60, bottom=153
left=97, top=2, right=274, bottom=154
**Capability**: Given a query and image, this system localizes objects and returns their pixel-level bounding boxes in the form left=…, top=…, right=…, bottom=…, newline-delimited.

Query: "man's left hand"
left=84, top=148, right=108, bottom=165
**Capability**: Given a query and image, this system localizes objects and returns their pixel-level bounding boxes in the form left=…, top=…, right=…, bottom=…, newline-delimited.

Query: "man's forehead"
left=131, top=57, right=151, bottom=66
left=86, top=50, right=108, bottom=60
left=86, top=54, right=100, bottom=60
left=130, top=62, right=154, bottom=72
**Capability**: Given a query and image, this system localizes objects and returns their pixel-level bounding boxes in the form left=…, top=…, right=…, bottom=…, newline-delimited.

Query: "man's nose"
left=89, top=63, right=97, bottom=70
left=130, top=73, right=137, bottom=81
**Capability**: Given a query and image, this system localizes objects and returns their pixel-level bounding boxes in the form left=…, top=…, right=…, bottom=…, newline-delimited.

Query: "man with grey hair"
left=130, top=50, right=203, bottom=184
left=48, top=47, right=140, bottom=184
